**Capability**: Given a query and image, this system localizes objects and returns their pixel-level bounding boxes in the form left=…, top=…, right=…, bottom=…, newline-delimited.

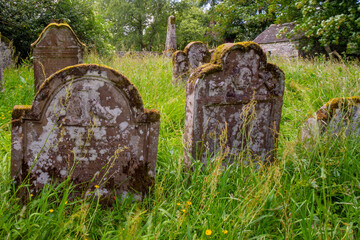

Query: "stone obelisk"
left=164, top=15, right=176, bottom=58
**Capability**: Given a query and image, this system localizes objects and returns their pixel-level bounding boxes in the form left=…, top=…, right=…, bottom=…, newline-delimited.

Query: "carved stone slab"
left=302, top=97, right=360, bottom=140
left=172, top=41, right=211, bottom=83
left=12, top=64, right=161, bottom=200
left=164, top=15, right=177, bottom=58
left=31, top=23, right=85, bottom=92
left=0, top=35, right=15, bottom=69
left=184, top=42, right=285, bottom=165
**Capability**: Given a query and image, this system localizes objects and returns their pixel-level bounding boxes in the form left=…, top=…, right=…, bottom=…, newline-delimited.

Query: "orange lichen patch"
left=316, top=96, right=360, bottom=121
left=31, top=23, right=86, bottom=48
left=12, top=105, right=32, bottom=119
left=188, top=63, right=222, bottom=85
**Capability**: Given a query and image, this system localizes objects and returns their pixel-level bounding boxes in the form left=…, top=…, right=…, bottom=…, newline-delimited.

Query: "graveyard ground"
left=1, top=54, right=360, bottom=239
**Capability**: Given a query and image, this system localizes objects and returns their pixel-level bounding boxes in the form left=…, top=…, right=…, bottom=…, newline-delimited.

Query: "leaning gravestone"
left=302, top=97, right=360, bottom=141
left=172, top=41, right=211, bottom=82
left=164, top=15, right=177, bottom=58
left=184, top=42, right=285, bottom=165
left=12, top=64, right=161, bottom=200
left=31, top=23, right=85, bottom=92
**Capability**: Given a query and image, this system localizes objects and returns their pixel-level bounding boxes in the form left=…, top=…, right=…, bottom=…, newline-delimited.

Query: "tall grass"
left=0, top=53, right=359, bottom=239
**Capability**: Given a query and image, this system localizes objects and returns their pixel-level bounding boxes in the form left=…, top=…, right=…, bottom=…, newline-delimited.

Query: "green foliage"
left=291, top=0, right=360, bottom=54
left=174, top=1, right=210, bottom=50
left=0, top=0, right=113, bottom=61
left=100, top=0, right=170, bottom=51
left=209, top=0, right=360, bottom=55
left=1, top=54, right=360, bottom=238
left=209, top=0, right=275, bottom=43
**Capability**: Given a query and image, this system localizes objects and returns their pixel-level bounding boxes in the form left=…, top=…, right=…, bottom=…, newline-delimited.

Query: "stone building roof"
left=253, top=23, right=300, bottom=44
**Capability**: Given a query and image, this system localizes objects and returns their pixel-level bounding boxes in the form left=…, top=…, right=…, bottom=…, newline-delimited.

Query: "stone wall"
left=259, top=41, right=299, bottom=58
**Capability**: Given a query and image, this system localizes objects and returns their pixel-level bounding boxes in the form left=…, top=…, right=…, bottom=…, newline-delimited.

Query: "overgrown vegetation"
left=0, top=54, right=359, bottom=239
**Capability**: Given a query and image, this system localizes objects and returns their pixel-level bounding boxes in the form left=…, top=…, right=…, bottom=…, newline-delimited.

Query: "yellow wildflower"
left=205, top=229, right=212, bottom=236
left=223, top=230, right=228, bottom=234
left=65, top=201, right=68, bottom=205
left=177, top=202, right=181, bottom=206
left=186, top=201, right=192, bottom=205
left=181, top=209, right=186, bottom=213
left=95, top=185, right=99, bottom=189
left=49, top=209, right=54, bottom=213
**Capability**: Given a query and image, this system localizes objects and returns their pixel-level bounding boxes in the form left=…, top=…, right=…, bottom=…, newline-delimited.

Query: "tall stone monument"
left=11, top=64, right=161, bottom=200
left=172, top=41, right=211, bottom=82
left=184, top=42, right=285, bottom=165
left=164, top=15, right=176, bottom=58
left=31, top=23, right=85, bottom=92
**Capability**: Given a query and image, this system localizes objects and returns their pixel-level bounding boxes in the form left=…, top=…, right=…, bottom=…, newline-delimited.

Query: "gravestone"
left=302, top=97, right=360, bottom=140
left=0, top=34, right=15, bottom=69
left=11, top=64, right=161, bottom=200
left=184, top=42, right=285, bottom=165
left=164, top=15, right=177, bottom=58
left=0, top=37, right=3, bottom=91
left=172, top=41, right=211, bottom=82
left=31, top=23, right=85, bottom=92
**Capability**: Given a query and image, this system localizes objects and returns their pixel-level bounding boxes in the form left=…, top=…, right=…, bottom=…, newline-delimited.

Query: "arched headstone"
left=172, top=41, right=211, bottom=83
left=184, top=42, right=285, bottom=165
left=31, top=23, right=85, bottom=92
left=12, top=64, right=161, bottom=200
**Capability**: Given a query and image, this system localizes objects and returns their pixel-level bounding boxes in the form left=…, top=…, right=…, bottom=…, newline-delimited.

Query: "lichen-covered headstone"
left=302, top=97, right=360, bottom=141
left=184, top=42, right=285, bottom=165
left=31, top=23, right=85, bottom=92
left=11, top=64, right=161, bottom=200
left=172, top=41, right=211, bottom=83
left=0, top=35, right=15, bottom=69
left=164, top=15, right=176, bottom=58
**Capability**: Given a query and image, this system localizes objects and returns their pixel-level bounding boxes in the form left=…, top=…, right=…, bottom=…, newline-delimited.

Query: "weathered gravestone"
left=0, top=34, right=15, bottom=69
left=184, top=42, right=285, bottom=165
left=302, top=97, right=360, bottom=141
left=164, top=15, right=177, bottom=58
left=172, top=41, right=211, bottom=83
left=11, top=64, right=161, bottom=200
left=0, top=37, right=3, bottom=91
left=31, top=23, right=85, bottom=92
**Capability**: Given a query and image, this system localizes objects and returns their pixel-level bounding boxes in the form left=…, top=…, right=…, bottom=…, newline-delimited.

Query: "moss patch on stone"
left=317, top=96, right=360, bottom=121
left=12, top=105, right=32, bottom=120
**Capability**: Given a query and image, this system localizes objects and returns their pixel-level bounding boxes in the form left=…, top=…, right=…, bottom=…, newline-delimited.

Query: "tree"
left=0, top=0, right=112, bottom=61
left=209, top=0, right=275, bottom=43
left=290, top=0, right=360, bottom=55
left=174, top=0, right=210, bottom=49
left=100, top=0, right=170, bottom=51
left=209, top=0, right=360, bottom=55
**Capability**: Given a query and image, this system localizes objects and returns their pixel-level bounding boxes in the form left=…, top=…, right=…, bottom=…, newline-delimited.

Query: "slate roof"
left=253, top=23, right=300, bottom=44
